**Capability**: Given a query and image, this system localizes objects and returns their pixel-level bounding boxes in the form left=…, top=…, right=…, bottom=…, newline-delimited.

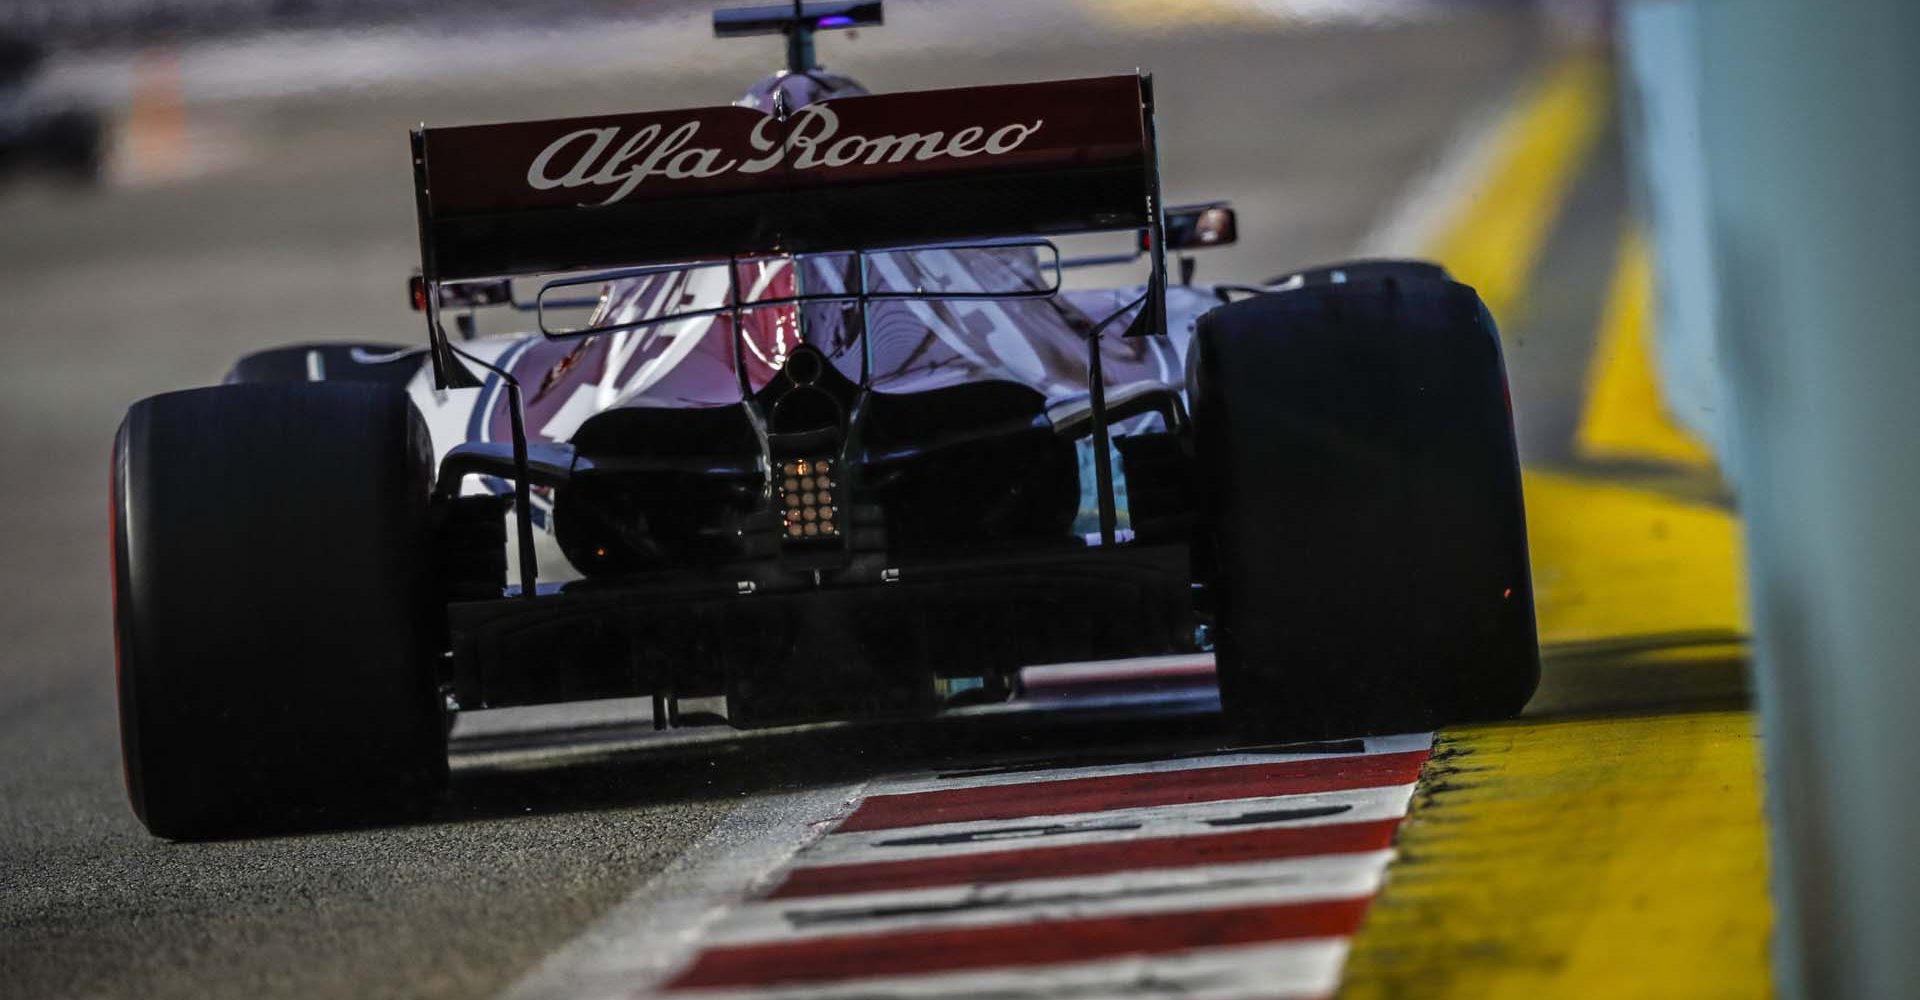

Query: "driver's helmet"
left=734, top=70, right=869, bottom=114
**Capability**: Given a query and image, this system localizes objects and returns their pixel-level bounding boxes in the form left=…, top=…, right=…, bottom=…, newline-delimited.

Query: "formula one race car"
left=110, top=1, right=1538, bottom=838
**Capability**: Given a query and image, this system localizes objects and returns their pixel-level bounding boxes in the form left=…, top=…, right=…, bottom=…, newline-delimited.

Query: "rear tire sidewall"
left=1193, top=276, right=1539, bottom=739
left=113, top=382, right=444, bottom=838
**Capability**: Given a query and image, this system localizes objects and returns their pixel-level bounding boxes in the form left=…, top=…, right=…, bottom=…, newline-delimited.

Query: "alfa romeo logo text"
left=527, top=104, right=1047, bottom=207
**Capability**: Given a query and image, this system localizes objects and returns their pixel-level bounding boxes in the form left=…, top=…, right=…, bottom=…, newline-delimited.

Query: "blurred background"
left=2, top=1, right=1914, bottom=998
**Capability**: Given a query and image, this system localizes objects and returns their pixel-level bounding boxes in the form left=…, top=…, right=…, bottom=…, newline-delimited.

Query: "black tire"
left=1191, top=272, right=1538, bottom=739
left=111, top=382, right=446, bottom=839
left=224, top=341, right=421, bottom=389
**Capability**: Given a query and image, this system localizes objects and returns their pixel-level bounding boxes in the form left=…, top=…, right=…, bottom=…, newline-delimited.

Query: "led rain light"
left=780, top=457, right=839, bottom=538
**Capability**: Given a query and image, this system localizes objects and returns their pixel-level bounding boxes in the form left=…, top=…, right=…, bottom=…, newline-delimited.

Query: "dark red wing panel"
left=417, top=75, right=1149, bottom=280
left=426, top=105, right=777, bottom=215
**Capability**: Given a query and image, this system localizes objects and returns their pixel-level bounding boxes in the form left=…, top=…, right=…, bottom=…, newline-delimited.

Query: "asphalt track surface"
left=0, top=6, right=1563, bottom=997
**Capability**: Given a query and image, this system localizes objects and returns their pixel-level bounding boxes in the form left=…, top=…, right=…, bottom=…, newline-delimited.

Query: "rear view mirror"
left=1148, top=203, right=1237, bottom=252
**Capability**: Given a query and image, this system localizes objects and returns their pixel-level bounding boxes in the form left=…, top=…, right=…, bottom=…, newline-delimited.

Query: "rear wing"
left=411, top=73, right=1167, bottom=384
left=414, top=74, right=1154, bottom=280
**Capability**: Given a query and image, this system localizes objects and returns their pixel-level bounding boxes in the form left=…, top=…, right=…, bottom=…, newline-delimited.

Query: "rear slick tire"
left=1191, top=271, right=1539, bottom=740
left=112, top=382, right=446, bottom=839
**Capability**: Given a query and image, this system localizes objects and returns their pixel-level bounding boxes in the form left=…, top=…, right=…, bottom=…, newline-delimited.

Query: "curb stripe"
left=770, top=818, right=1403, bottom=898
left=868, top=731, right=1430, bottom=796
left=835, top=750, right=1430, bottom=833
left=664, top=898, right=1374, bottom=990
left=714, top=852, right=1390, bottom=945
left=800, top=783, right=1418, bottom=869
left=502, top=736, right=1431, bottom=998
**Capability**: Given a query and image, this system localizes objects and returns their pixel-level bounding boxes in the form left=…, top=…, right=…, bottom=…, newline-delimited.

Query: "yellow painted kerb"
left=1427, top=56, right=1610, bottom=324
left=1576, top=228, right=1715, bottom=467
left=1337, top=46, right=1771, bottom=1000
left=1524, top=469, right=1747, bottom=645
left=1341, top=712, right=1772, bottom=1000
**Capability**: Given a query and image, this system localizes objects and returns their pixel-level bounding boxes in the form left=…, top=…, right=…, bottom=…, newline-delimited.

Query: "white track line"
left=1353, top=73, right=1531, bottom=259
left=648, top=939, right=1349, bottom=1000
left=496, top=781, right=866, bottom=1000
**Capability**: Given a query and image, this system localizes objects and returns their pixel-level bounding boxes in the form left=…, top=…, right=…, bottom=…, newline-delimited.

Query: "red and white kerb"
left=645, top=732, right=1432, bottom=999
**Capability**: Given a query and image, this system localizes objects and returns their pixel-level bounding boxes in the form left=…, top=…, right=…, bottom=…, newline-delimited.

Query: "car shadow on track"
left=435, top=692, right=1240, bottom=826
left=428, top=631, right=1746, bottom=829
